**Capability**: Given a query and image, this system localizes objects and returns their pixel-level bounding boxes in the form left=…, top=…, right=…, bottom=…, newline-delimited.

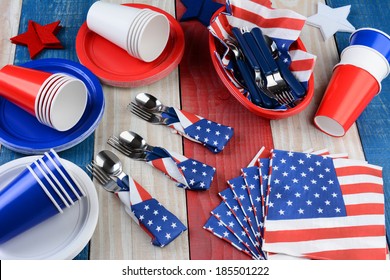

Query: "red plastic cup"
left=0, top=65, right=53, bottom=116
left=314, top=64, right=380, bottom=137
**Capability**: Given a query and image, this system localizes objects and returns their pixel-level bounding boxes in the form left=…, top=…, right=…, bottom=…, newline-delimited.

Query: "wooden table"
left=0, top=0, right=389, bottom=260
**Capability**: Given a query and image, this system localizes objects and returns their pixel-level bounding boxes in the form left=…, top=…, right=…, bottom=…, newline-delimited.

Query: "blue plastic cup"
left=31, top=160, right=72, bottom=208
left=40, top=149, right=85, bottom=202
left=350, top=28, right=390, bottom=64
left=0, top=165, right=63, bottom=244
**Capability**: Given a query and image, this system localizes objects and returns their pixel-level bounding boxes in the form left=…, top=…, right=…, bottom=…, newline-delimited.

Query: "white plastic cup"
left=87, top=1, right=143, bottom=51
left=48, top=78, right=88, bottom=131
left=134, top=12, right=170, bottom=62
left=336, top=45, right=390, bottom=90
left=86, top=1, right=170, bottom=62
left=39, top=75, right=71, bottom=126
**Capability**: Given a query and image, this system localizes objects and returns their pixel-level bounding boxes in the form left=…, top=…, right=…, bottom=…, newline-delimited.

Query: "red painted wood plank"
left=175, top=0, right=274, bottom=260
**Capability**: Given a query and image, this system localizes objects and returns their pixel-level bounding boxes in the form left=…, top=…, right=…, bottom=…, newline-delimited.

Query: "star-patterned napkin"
left=145, top=146, right=216, bottom=190
left=115, top=175, right=187, bottom=247
left=204, top=147, right=388, bottom=260
left=161, top=107, right=234, bottom=153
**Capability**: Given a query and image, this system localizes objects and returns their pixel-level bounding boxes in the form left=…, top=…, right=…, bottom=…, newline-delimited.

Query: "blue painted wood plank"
left=0, top=0, right=98, bottom=260
left=326, top=0, right=390, bottom=244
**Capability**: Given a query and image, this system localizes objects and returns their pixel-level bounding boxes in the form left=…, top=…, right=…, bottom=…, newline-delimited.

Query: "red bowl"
left=208, top=13, right=314, bottom=119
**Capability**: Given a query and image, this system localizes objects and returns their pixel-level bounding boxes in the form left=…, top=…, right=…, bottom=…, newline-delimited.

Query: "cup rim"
left=49, top=79, right=88, bottom=131
left=350, top=27, right=390, bottom=42
left=37, top=158, right=76, bottom=206
left=32, top=161, right=71, bottom=208
left=35, top=74, right=63, bottom=123
left=41, top=76, right=72, bottom=126
left=46, top=150, right=86, bottom=198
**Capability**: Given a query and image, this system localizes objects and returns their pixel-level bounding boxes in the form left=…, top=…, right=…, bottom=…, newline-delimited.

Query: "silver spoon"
left=118, top=131, right=168, bottom=159
left=118, top=131, right=156, bottom=152
left=95, top=150, right=130, bottom=191
left=134, top=92, right=170, bottom=113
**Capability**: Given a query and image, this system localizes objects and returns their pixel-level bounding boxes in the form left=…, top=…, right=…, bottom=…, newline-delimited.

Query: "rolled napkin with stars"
left=130, top=93, right=234, bottom=153
left=88, top=150, right=187, bottom=247
left=161, top=107, right=234, bottom=153
left=146, top=146, right=216, bottom=190
left=115, top=176, right=187, bottom=247
left=108, top=131, right=216, bottom=190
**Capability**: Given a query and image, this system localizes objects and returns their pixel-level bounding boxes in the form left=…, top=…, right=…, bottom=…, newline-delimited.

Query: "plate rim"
left=0, top=156, right=99, bottom=260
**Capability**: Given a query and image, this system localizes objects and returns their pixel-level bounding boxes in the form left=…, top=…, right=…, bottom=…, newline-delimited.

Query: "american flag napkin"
left=161, top=107, right=234, bottom=153
left=204, top=147, right=388, bottom=260
left=204, top=215, right=254, bottom=259
left=209, top=202, right=264, bottom=259
left=116, top=175, right=187, bottom=247
left=208, top=0, right=316, bottom=105
left=145, top=146, right=216, bottom=190
left=262, top=149, right=387, bottom=260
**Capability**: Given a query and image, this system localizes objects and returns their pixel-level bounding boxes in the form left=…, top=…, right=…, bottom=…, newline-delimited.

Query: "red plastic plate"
left=76, top=3, right=185, bottom=87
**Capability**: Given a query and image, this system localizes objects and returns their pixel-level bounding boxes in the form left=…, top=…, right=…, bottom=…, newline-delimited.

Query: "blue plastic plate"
left=0, top=58, right=105, bottom=154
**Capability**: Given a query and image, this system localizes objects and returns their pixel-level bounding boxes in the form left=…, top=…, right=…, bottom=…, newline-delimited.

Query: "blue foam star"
left=180, top=0, right=224, bottom=26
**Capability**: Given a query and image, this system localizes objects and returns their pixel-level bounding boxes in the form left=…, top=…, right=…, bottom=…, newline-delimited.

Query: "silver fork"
left=86, top=161, right=122, bottom=193
left=129, top=102, right=170, bottom=125
left=242, top=26, right=295, bottom=105
left=107, top=135, right=148, bottom=160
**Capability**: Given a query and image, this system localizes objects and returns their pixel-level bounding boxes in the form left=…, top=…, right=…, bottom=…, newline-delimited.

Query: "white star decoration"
left=306, top=3, right=355, bottom=40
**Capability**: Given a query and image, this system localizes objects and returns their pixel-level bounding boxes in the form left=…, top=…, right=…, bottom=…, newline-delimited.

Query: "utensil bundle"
left=108, top=131, right=216, bottom=191
left=87, top=150, right=186, bottom=247
left=130, top=93, right=234, bottom=153
left=208, top=0, right=316, bottom=110
left=204, top=147, right=388, bottom=260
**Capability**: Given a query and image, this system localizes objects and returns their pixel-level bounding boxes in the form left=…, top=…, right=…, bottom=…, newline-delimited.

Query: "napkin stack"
left=204, top=147, right=388, bottom=260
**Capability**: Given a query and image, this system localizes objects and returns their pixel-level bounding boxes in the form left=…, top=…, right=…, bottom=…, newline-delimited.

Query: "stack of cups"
left=86, top=1, right=170, bottom=62
left=0, top=65, right=88, bottom=131
left=314, top=28, right=390, bottom=137
left=0, top=149, right=85, bottom=244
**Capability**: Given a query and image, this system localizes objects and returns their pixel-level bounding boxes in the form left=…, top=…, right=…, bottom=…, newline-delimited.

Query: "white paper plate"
left=0, top=156, right=98, bottom=259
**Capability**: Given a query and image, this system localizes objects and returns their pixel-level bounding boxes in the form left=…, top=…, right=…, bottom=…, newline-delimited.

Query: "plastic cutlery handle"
left=251, top=27, right=279, bottom=73
left=235, top=58, right=264, bottom=107
left=275, top=58, right=306, bottom=98
left=242, top=30, right=273, bottom=75
left=231, top=27, right=260, bottom=72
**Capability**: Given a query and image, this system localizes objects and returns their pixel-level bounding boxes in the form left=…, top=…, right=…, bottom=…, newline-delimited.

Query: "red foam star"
left=10, top=20, right=63, bottom=59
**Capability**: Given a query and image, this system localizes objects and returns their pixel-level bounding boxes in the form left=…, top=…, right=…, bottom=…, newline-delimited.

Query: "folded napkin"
left=204, top=147, right=388, bottom=260
left=116, top=176, right=187, bottom=247
left=262, top=149, right=387, bottom=260
left=208, top=0, right=316, bottom=108
left=161, top=107, right=234, bottom=153
left=204, top=215, right=254, bottom=259
left=145, top=146, right=216, bottom=190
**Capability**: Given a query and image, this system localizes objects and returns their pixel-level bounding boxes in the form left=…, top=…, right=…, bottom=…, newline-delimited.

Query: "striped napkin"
left=204, top=147, right=388, bottom=260
left=145, top=146, right=216, bottom=190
